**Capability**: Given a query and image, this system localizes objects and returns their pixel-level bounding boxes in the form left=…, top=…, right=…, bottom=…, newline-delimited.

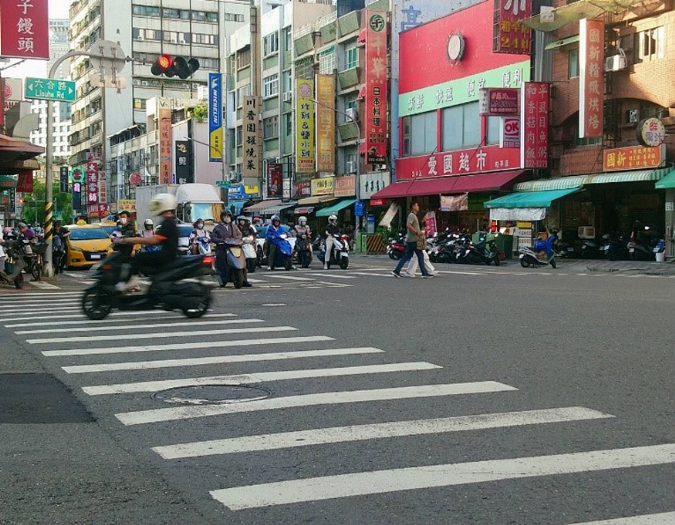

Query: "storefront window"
left=568, top=48, right=579, bottom=78
left=442, top=102, right=481, bottom=151
left=487, top=116, right=501, bottom=145
left=409, top=111, right=437, bottom=156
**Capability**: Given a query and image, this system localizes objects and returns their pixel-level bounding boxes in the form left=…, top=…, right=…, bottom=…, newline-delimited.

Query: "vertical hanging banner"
left=316, top=74, right=336, bottom=173
left=295, top=79, right=315, bottom=174
left=0, top=0, right=49, bottom=59
left=208, top=73, right=222, bottom=162
left=242, top=96, right=260, bottom=177
left=521, top=82, right=550, bottom=169
left=86, top=162, right=99, bottom=204
left=175, top=141, right=191, bottom=183
left=16, top=171, right=33, bottom=193
left=158, top=98, right=172, bottom=184
left=493, top=0, right=532, bottom=54
left=364, top=10, right=388, bottom=164
left=98, top=170, right=108, bottom=204
left=266, top=163, right=283, bottom=198
left=579, top=18, right=604, bottom=139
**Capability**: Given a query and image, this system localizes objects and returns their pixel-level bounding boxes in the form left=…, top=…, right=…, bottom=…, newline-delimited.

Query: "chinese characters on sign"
left=266, top=163, right=282, bottom=198
left=175, top=141, right=191, bottom=184
left=579, top=18, right=604, bottom=139
left=493, top=0, right=532, bottom=54
left=295, top=80, right=315, bottom=174
left=0, top=0, right=49, bottom=59
left=311, top=177, right=334, bottom=196
left=603, top=145, right=665, bottom=171
left=334, top=175, right=356, bottom=197
left=365, top=10, right=388, bottom=164
left=158, top=99, right=172, bottom=184
left=521, top=82, right=550, bottom=169
left=395, top=144, right=521, bottom=180
left=208, top=73, right=222, bottom=162
left=86, top=162, right=99, bottom=204
left=242, top=96, right=261, bottom=177
left=316, top=74, right=336, bottom=173
left=98, top=171, right=108, bottom=204
left=479, top=88, right=520, bottom=115
left=359, top=172, right=390, bottom=198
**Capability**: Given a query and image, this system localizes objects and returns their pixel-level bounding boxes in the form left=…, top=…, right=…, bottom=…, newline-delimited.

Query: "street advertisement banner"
left=359, top=172, right=390, bottom=199
left=479, top=88, right=520, bottom=115
left=424, top=211, right=438, bottom=236
left=0, top=0, right=49, bottom=59
left=334, top=175, right=356, bottom=197
left=158, top=98, right=172, bottom=184
left=59, top=166, right=69, bottom=193
left=228, top=184, right=260, bottom=200
left=98, top=170, right=107, bottom=204
left=98, top=204, right=110, bottom=217
left=603, top=144, right=665, bottom=171
left=395, top=144, right=520, bottom=180
left=175, top=140, right=191, bottom=184
left=72, top=182, right=82, bottom=212
left=295, top=80, right=315, bottom=174
left=501, top=117, right=521, bottom=148
left=294, top=180, right=311, bottom=200
left=208, top=73, right=222, bottom=162
left=493, top=0, right=532, bottom=54
left=266, top=163, right=283, bottom=198
left=16, top=171, right=33, bottom=193
left=364, top=10, right=388, bottom=164
left=440, top=194, right=469, bottom=211
left=311, top=177, right=334, bottom=196
left=521, top=82, right=550, bottom=169
left=579, top=18, right=604, bottom=139
left=316, top=74, right=336, bottom=173
left=117, top=199, right=136, bottom=213
left=86, top=162, right=99, bottom=204
left=242, top=96, right=260, bottom=177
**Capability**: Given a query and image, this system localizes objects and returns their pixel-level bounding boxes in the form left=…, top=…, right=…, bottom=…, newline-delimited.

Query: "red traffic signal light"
left=151, top=55, right=199, bottom=79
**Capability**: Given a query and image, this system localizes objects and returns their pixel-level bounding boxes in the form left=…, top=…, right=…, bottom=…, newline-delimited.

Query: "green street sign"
left=216, top=180, right=231, bottom=188
left=25, top=77, right=76, bottom=102
left=70, top=167, right=85, bottom=183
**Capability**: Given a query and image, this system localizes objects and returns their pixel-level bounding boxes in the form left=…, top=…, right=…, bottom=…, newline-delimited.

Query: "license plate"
left=629, top=248, right=634, bottom=253
left=90, top=254, right=101, bottom=259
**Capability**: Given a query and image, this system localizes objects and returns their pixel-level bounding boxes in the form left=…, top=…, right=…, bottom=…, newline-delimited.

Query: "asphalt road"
left=1, top=256, right=674, bottom=524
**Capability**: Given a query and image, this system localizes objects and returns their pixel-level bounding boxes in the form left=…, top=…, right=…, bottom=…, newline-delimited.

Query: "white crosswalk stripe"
left=571, top=512, right=675, bottom=524
left=115, top=382, right=518, bottom=426
left=210, top=444, right=675, bottom=511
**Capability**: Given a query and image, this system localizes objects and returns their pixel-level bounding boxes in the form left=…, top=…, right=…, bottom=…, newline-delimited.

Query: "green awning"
left=484, top=188, right=579, bottom=209
left=545, top=35, right=579, bottom=50
left=513, top=168, right=669, bottom=192
left=655, top=169, right=675, bottom=189
left=316, top=198, right=357, bottom=217
left=0, top=175, right=17, bottom=188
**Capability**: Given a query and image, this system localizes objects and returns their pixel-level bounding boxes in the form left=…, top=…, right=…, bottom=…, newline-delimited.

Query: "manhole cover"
left=153, top=385, right=270, bottom=405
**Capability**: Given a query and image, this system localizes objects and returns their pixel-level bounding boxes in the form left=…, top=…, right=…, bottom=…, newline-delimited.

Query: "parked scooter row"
left=427, top=231, right=500, bottom=266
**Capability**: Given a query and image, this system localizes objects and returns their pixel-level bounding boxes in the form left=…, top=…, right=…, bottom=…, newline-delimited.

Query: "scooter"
left=192, top=235, right=212, bottom=256
left=215, top=239, right=248, bottom=288
left=386, top=233, right=405, bottom=260
left=0, top=240, right=26, bottom=289
left=519, top=231, right=558, bottom=268
left=318, top=233, right=349, bottom=269
left=464, top=235, right=500, bottom=266
left=295, top=232, right=312, bottom=268
left=600, top=233, right=629, bottom=261
left=81, top=252, right=213, bottom=320
left=241, top=234, right=258, bottom=273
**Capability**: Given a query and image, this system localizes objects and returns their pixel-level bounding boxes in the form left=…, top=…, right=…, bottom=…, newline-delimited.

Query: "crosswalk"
left=1, top=291, right=674, bottom=522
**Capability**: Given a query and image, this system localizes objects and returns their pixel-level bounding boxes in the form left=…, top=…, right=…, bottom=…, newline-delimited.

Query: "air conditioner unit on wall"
left=346, top=160, right=356, bottom=173
left=605, top=54, right=627, bottom=72
left=345, top=107, right=358, bottom=122
left=282, top=92, right=292, bottom=102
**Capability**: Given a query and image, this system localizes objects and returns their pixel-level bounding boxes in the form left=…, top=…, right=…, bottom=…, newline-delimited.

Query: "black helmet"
left=220, top=209, right=232, bottom=219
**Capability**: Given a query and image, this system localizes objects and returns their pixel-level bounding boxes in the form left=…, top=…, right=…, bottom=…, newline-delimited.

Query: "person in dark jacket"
left=211, top=210, right=251, bottom=287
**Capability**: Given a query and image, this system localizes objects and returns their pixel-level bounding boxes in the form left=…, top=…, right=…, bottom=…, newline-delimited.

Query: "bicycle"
left=27, top=242, right=46, bottom=281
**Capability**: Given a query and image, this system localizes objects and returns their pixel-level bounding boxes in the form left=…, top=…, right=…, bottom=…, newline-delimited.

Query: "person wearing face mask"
left=141, top=219, right=155, bottom=238
left=113, top=211, right=135, bottom=257
left=189, top=218, right=210, bottom=255
left=211, top=210, right=251, bottom=287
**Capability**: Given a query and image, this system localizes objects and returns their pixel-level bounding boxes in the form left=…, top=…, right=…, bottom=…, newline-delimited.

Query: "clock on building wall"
left=447, top=32, right=465, bottom=62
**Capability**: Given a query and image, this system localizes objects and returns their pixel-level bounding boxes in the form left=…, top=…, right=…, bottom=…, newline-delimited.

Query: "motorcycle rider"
left=113, top=193, right=180, bottom=292
left=0, top=228, right=5, bottom=273
left=189, top=218, right=210, bottom=254
left=266, top=214, right=287, bottom=271
left=211, top=210, right=252, bottom=287
left=237, top=215, right=257, bottom=238
left=322, top=214, right=340, bottom=270
left=295, top=216, right=312, bottom=244
left=113, top=211, right=136, bottom=258
left=141, top=218, right=155, bottom=238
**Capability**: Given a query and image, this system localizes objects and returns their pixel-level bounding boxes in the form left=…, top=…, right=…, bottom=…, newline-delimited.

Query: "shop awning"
left=545, top=35, right=579, bottom=50
left=264, top=202, right=296, bottom=215
left=371, top=170, right=527, bottom=199
left=490, top=208, right=548, bottom=221
left=244, top=199, right=296, bottom=215
left=244, top=199, right=283, bottom=212
left=513, top=168, right=669, bottom=192
left=296, top=195, right=337, bottom=206
left=484, top=188, right=580, bottom=209
left=294, top=206, right=315, bottom=215
left=655, top=169, right=675, bottom=189
left=316, top=199, right=357, bottom=217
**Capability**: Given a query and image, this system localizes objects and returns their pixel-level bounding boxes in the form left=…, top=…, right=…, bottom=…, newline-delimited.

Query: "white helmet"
left=144, top=218, right=154, bottom=226
left=298, top=216, right=307, bottom=225
left=328, top=214, right=338, bottom=223
left=149, top=193, right=177, bottom=215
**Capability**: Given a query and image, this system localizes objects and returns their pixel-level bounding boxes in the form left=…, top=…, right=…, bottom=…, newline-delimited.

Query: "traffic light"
left=151, top=55, right=200, bottom=79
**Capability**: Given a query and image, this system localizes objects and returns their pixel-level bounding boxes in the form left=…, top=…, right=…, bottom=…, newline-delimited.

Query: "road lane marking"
left=349, top=272, right=395, bottom=277
left=303, top=273, right=357, bottom=279
left=3, top=310, right=174, bottom=325
left=27, top=281, right=61, bottom=290
left=82, top=362, right=441, bottom=395
left=264, top=275, right=316, bottom=281
left=571, top=512, right=675, bottom=524
left=0, top=299, right=78, bottom=309
left=210, top=443, right=675, bottom=511
left=0, top=291, right=81, bottom=298
left=115, top=381, right=517, bottom=426
left=6, top=312, right=234, bottom=328
left=28, top=325, right=294, bottom=344
left=17, top=316, right=246, bottom=334
left=63, top=344, right=371, bottom=374
left=154, top=407, right=612, bottom=459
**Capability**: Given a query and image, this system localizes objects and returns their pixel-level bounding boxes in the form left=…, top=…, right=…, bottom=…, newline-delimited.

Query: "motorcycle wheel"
left=339, top=257, right=349, bottom=270
left=31, top=260, right=42, bottom=281
left=233, top=269, right=244, bottom=289
left=391, top=251, right=402, bottom=260
left=301, top=252, right=311, bottom=268
left=247, top=259, right=257, bottom=273
left=81, top=289, right=112, bottom=320
left=14, top=273, right=24, bottom=289
left=182, top=287, right=211, bottom=318
left=550, top=258, right=557, bottom=268
left=520, top=257, right=532, bottom=268
left=284, top=257, right=293, bottom=271
left=493, top=256, right=500, bottom=266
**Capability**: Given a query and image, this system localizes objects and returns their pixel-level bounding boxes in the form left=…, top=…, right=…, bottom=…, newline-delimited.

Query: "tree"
left=21, top=180, right=73, bottom=226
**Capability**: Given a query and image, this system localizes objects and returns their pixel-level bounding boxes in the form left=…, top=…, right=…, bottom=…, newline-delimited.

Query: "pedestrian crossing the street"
left=2, top=291, right=674, bottom=523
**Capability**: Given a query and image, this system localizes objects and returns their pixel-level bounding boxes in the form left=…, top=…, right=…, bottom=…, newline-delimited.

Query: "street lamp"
left=310, top=97, right=362, bottom=242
